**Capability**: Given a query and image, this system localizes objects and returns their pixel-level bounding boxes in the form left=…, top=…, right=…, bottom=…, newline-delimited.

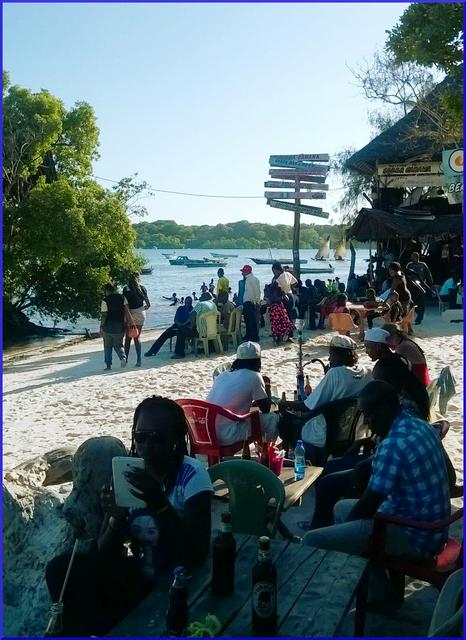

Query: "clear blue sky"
left=3, top=2, right=409, bottom=226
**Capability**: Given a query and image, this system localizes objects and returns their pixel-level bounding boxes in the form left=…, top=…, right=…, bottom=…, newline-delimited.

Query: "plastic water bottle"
left=294, top=440, right=306, bottom=481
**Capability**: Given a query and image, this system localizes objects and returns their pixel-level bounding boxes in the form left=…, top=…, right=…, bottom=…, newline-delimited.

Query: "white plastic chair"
left=193, top=311, right=223, bottom=356
left=220, top=305, right=242, bottom=351
left=428, top=569, right=463, bottom=637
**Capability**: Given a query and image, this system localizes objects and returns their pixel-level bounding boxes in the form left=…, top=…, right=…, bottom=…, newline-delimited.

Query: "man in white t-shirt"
left=279, top=335, right=372, bottom=464
left=207, top=341, right=279, bottom=445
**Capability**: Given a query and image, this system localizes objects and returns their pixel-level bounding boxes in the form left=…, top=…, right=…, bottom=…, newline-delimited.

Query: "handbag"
left=127, top=324, right=139, bottom=338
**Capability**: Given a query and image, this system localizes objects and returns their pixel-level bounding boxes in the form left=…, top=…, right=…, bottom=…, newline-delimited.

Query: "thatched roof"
left=346, top=76, right=463, bottom=175
left=346, top=208, right=463, bottom=241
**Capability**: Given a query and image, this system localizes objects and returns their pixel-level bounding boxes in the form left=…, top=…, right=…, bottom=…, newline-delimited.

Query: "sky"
left=3, top=2, right=410, bottom=227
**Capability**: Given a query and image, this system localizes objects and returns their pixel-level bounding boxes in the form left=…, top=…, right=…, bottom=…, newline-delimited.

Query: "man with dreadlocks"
left=45, top=396, right=212, bottom=637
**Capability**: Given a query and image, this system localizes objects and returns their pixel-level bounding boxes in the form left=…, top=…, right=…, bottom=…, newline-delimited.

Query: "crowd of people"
left=66, top=254, right=459, bottom=635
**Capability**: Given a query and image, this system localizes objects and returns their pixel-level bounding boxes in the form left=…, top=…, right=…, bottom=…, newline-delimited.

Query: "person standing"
left=271, top=262, right=297, bottom=339
left=387, top=262, right=412, bottom=316
left=240, top=265, right=261, bottom=342
left=216, top=268, right=230, bottom=305
left=406, top=252, right=433, bottom=325
left=100, top=283, right=130, bottom=370
left=123, top=272, right=151, bottom=366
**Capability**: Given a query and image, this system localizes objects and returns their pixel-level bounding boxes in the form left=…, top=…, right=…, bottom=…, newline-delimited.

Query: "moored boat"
left=169, top=256, right=191, bottom=265
left=210, top=252, right=239, bottom=258
left=141, top=266, right=153, bottom=274
left=300, top=264, right=334, bottom=274
left=250, top=257, right=307, bottom=264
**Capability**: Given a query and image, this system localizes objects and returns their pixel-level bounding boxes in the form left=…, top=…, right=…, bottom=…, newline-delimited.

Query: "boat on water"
left=314, top=236, right=331, bottom=261
left=333, top=241, right=347, bottom=261
left=210, top=252, right=239, bottom=258
left=250, top=257, right=308, bottom=265
left=301, top=264, right=335, bottom=274
left=186, top=257, right=227, bottom=268
left=140, top=266, right=153, bottom=274
left=169, top=256, right=191, bottom=265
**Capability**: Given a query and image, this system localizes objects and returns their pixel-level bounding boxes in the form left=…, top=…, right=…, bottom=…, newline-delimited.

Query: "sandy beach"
left=3, top=307, right=463, bottom=636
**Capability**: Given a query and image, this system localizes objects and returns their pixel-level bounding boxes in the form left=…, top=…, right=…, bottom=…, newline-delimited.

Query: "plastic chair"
left=369, top=490, right=464, bottom=606
left=428, top=568, right=463, bottom=637
left=176, top=398, right=263, bottom=466
left=220, top=305, right=243, bottom=351
left=433, top=285, right=448, bottom=315
left=329, top=312, right=358, bottom=336
left=193, top=311, right=223, bottom=356
left=208, top=459, right=285, bottom=537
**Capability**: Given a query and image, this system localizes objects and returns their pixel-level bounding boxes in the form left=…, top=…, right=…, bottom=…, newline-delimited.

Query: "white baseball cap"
left=236, top=341, right=261, bottom=359
left=364, top=328, right=390, bottom=343
left=329, top=335, right=357, bottom=350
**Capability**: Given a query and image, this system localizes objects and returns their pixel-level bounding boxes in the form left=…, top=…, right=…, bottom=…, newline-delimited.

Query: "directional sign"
left=269, top=158, right=329, bottom=173
left=264, top=191, right=326, bottom=200
left=269, top=154, right=330, bottom=163
left=267, top=199, right=329, bottom=219
left=264, top=180, right=329, bottom=190
left=269, top=169, right=327, bottom=182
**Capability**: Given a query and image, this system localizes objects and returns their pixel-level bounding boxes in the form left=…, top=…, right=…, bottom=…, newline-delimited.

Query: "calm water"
left=21, top=248, right=371, bottom=342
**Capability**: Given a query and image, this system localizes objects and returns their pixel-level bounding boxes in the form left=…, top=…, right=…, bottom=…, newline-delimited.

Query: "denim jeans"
left=102, top=332, right=125, bottom=367
left=242, top=301, right=260, bottom=342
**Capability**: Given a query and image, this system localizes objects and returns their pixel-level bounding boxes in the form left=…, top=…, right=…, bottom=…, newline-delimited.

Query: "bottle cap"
left=221, top=511, right=232, bottom=523
left=173, top=566, right=186, bottom=577
left=296, top=440, right=304, bottom=446
left=258, top=536, right=270, bottom=551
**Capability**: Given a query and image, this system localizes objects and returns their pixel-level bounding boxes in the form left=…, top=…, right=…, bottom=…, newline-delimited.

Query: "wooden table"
left=109, top=537, right=369, bottom=638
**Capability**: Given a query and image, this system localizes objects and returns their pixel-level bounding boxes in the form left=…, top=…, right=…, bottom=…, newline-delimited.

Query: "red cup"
left=269, top=456, right=284, bottom=476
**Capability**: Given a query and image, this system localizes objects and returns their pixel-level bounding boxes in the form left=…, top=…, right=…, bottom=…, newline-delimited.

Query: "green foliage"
left=3, top=76, right=143, bottom=324
left=132, top=219, right=354, bottom=251
left=331, top=149, right=373, bottom=221
left=386, top=3, right=464, bottom=76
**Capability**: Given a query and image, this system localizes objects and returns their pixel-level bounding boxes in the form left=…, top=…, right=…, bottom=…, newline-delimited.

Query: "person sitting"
left=207, top=341, right=279, bottom=445
left=145, top=297, right=194, bottom=358
left=220, top=298, right=236, bottom=330
left=171, top=293, right=217, bottom=359
left=439, top=272, right=459, bottom=308
left=46, top=397, right=212, bottom=637
left=199, top=285, right=211, bottom=301
left=382, top=291, right=403, bottom=323
left=302, top=381, right=451, bottom=563
left=363, top=288, right=382, bottom=329
left=363, top=327, right=392, bottom=362
left=206, top=341, right=279, bottom=446
left=381, top=323, right=431, bottom=385
left=278, top=335, right=371, bottom=465
left=307, top=354, right=455, bottom=531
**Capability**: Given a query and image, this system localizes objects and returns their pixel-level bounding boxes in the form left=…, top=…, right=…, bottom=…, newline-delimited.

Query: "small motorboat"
left=300, top=264, right=335, bottom=274
left=141, top=266, right=153, bottom=275
left=250, top=257, right=307, bottom=265
left=185, top=258, right=227, bottom=268
left=210, top=252, right=239, bottom=258
left=169, top=256, right=191, bottom=265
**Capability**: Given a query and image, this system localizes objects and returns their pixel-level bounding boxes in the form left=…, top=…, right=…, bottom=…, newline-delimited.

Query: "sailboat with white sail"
left=314, top=236, right=330, bottom=261
left=333, top=241, right=347, bottom=261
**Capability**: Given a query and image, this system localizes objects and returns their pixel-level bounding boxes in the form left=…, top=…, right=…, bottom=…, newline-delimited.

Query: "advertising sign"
left=269, top=158, right=329, bottom=173
left=269, top=169, right=326, bottom=182
left=442, top=149, right=463, bottom=204
left=264, top=180, right=329, bottom=190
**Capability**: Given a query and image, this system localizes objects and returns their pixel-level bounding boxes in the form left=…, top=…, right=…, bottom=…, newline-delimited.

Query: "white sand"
left=2, top=308, right=463, bottom=636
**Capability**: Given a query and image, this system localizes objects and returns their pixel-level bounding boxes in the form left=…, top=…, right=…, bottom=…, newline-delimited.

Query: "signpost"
left=264, top=180, right=329, bottom=190
left=265, top=154, right=330, bottom=277
left=264, top=191, right=326, bottom=200
left=269, top=169, right=326, bottom=182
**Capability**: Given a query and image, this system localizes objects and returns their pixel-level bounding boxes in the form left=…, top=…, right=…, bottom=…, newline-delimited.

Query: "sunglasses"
left=133, top=431, right=165, bottom=444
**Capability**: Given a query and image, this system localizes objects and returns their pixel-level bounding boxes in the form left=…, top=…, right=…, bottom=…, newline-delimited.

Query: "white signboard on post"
left=264, top=191, right=326, bottom=200
left=267, top=198, right=328, bottom=218
left=269, top=153, right=330, bottom=163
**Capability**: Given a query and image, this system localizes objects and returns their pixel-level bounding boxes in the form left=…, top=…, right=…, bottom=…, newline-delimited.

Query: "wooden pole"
left=292, top=178, right=301, bottom=279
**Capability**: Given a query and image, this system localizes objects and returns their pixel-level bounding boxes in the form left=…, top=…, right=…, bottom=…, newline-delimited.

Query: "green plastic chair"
left=208, top=459, right=285, bottom=538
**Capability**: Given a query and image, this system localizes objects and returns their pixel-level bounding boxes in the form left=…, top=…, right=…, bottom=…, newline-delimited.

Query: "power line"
left=93, top=174, right=346, bottom=199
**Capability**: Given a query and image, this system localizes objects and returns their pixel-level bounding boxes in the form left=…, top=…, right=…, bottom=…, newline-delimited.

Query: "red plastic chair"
left=176, top=398, right=263, bottom=466
left=369, top=491, right=464, bottom=604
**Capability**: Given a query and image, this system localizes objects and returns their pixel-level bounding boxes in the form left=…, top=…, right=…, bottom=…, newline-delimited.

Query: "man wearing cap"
left=279, top=335, right=371, bottom=465
left=239, top=265, right=261, bottom=342
left=207, top=341, right=279, bottom=445
left=364, top=327, right=392, bottom=362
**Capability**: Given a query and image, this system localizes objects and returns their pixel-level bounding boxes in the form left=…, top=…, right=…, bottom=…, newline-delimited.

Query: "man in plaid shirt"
left=303, top=380, right=451, bottom=560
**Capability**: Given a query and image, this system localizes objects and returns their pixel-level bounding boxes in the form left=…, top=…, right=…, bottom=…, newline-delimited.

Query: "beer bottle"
left=166, top=566, right=189, bottom=637
left=293, top=389, right=298, bottom=402
left=211, top=511, right=236, bottom=596
left=252, top=536, right=277, bottom=635
left=280, top=391, right=287, bottom=403
left=304, top=375, right=312, bottom=396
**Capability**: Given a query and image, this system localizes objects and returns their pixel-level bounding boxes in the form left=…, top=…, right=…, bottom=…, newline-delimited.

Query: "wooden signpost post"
left=265, top=154, right=330, bottom=277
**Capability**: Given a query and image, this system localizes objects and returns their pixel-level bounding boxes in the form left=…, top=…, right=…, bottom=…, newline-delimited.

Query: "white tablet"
left=112, top=456, right=147, bottom=509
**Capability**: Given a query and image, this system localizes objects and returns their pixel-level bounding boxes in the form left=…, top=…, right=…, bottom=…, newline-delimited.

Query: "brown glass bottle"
left=251, top=536, right=277, bottom=635
left=166, top=566, right=189, bottom=637
left=211, top=512, right=236, bottom=596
